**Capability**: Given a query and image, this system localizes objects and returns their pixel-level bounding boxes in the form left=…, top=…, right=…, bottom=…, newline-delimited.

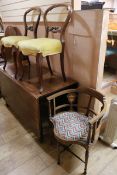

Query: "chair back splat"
left=44, top=3, right=72, bottom=42
left=24, top=7, right=41, bottom=38
left=47, top=87, right=107, bottom=175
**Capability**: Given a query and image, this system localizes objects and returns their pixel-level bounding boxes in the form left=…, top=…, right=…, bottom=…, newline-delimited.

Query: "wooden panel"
left=0, top=0, right=71, bottom=22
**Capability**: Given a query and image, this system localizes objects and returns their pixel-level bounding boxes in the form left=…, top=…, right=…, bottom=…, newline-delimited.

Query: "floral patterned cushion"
left=50, top=111, right=90, bottom=142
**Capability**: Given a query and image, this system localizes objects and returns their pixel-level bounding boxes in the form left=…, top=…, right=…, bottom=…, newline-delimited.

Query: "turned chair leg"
left=13, top=49, right=18, bottom=79
left=23, top=55, right=31, bottom=79
left=17, top=51, right=24, bottom=80
left=1, top=45, right=7, bottom=70
left=84, top=148, right=89, bottom=175
left=60, top=51, right=66, bottom=82
left=46, top=56, right=53, bottom=75
left=27, top=56, right=31, bottom=79
left=36, top=53, right=43, bottom=93
left=57, top=142, right=61, bottom=165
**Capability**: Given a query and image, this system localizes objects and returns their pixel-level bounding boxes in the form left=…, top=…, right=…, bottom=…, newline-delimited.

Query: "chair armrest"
left=88, top=112, right=104, bottom=125
left=88, top=102, right=107, bottom=125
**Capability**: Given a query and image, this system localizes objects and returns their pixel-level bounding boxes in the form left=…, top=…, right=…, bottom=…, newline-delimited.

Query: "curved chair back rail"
left=24, top=7, right=42, bottom=38
left=44, top=3, right=72, bottom=42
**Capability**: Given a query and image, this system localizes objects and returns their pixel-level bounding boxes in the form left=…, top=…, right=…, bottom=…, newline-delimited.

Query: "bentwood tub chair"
left=47, top=87, right=106, bottom=175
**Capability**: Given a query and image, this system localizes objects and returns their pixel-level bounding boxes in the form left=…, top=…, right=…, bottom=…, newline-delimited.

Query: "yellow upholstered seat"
left=1, top=36, right=32, bottom=48
left=18, top=38, right=62, bottom=57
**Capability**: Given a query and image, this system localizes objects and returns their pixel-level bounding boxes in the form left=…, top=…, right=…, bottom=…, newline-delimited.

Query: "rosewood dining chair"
left=1, top=7, right=41, bottom=78
left=17, top=3, right=72, bottom=92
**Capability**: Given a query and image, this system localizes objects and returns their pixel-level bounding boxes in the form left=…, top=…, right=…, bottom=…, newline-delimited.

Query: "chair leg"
left=46, top=56, right=53, bottom=75
left=17, top=51, right=24, bottom=80
left=84, top=148, right=89, bottom=175
left=60, top=51, right=66, bottom=82
left=26, top=56, right=31, bottom=79
left=36, top=53, right=43, bottom=93
left=13, top=49, right=18, bottom=79
left=57, top=141, right=61, bottom=165
left=1, top=45, right=7, bottom=70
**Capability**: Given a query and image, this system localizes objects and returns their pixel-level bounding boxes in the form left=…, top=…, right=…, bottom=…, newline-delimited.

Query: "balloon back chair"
left=17, top=3, right=72, bottom=92
left=1, top=7, right=41, bottom=78
left=47, top=87, right=106, bottom=175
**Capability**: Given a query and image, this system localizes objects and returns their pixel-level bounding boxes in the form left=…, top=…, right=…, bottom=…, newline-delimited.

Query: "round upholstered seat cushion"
left=50, top=112, right=89, bottom=142
left=17, top=38, right=62, bottom=57
left=1, top=36, right=32, bottom=48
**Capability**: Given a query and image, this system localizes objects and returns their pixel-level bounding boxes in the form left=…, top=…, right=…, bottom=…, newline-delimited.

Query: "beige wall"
left=0, top=0, right=71, bottom=22
left=113, top=0, right=117, bottom=9
left=101, top=0, right=114, bottom=8
left=100, top=0, right=117, bottom=8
